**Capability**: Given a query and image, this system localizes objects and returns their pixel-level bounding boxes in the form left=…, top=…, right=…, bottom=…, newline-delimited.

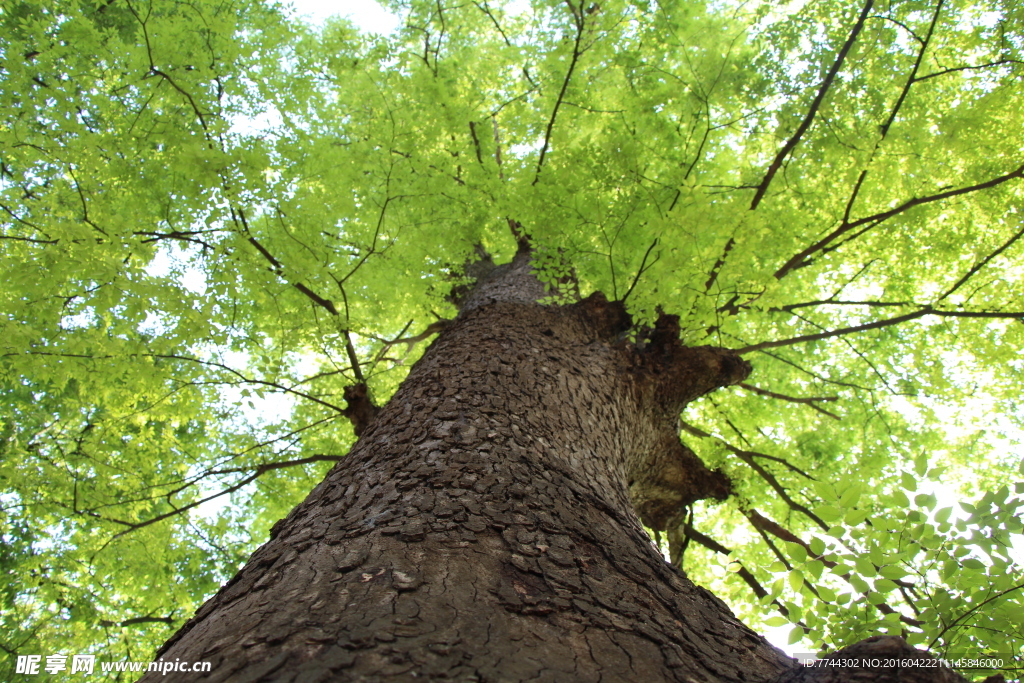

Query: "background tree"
left=1, top=0, right=1022, bottom=678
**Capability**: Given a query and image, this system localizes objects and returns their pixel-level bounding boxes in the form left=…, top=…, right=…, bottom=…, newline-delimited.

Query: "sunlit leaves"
left=687, top=456, right=1023, bottom=661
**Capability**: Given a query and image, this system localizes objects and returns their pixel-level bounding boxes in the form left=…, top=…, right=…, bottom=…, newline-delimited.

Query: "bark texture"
left=148, top=251, right=964, bottom=682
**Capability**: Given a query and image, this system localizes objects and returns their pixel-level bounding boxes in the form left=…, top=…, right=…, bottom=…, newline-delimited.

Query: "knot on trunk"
left=631, top=438, right=732, bottom=531
left=571, top=291, right=632, bottom=340
left=627, top=313, right=751, bottom=530
left=635, top=313, right=752, bottom=407
left=342, top=383, right=378, bottom=437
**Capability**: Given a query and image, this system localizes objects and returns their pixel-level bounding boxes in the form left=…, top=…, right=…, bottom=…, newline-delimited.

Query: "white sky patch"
left=147, top=243, right=208, bottom=295
left=759, top=623, right=808, bottom=657
left=230, top=103, right=285, bottom=138
left=509, top=136, right=545, bottom=158
left=285, top=0, right=401, bottom=33
left=502, top=0, right=531, bottom=16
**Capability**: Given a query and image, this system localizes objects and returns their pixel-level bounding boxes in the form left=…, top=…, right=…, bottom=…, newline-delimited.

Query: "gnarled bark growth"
left=147, top=249, right=969, bottom=682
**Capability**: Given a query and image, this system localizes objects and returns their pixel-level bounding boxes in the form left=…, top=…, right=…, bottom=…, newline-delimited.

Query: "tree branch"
left=621, top=238, right=659, bottom=302
left=99, top=616, right=175, bottom=628
left=915, top=58, right=1023, bottom=83
left=749, top=0, right=875, bottom=210
left=152, top=353, right=348, bottom=413
left=103, top=455, right=344, bottom=541
left=926, top=582, right=1024, bottom=649
left=839, top=0, right=944, bottom=225
left=679, top=421, right=828, bottom=529
left=533, top=4, right=585, bottom=185
left=775, top=162, right=1024, bottom=278
left=472, top=0, right=512, bottom=46
left=233, top=206, right=340, bottom=316
left=937, top=221, right=1024, bottom=301
left=737, top=382, right=840, bottom=420
left=703, top=237, right=735, bottom=292
left=737, top=305, right=1024, bottom=354
left=746, top=509, right=924, bottom=627
left=679, top=522, right=806, bottom=626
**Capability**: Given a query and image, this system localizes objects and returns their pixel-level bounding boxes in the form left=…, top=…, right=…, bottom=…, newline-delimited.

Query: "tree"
left=1, top=0, right=1022, bottom=679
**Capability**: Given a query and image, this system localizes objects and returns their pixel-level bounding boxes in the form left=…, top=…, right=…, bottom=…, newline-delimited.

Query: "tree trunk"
left=145, top=251, right=961, bottom=682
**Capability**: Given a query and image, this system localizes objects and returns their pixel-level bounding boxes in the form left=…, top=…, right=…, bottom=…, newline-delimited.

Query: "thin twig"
left=621, top=238, right=659, bottom=302
left=533, top=4, right=586, bottom=185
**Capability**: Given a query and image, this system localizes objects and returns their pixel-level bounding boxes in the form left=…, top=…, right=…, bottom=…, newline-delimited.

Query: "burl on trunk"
left=145, top=250, right=968, bottom=682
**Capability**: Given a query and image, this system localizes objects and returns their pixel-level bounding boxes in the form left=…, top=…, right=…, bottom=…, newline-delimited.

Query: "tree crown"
left=1, top=0, right=1022, bottom=670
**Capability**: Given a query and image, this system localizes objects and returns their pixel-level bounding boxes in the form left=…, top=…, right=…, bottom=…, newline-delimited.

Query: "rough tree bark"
left=146, top=248, right=975, bottom=682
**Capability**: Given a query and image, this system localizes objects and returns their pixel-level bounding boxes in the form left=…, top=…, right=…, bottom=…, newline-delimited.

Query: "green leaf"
left=813, top=481, right=839, bottom=503
left=854, top=557, right=876, bottom=577
left=844, top=509, right=869, bottom=526
left=840, top=483, right=863, bottom=508
left=878, top=565, right=907, bottom=580
left=815, top=505, right=843, bottom=523
left=787, top=542, right=808, bottom=564
left=914, top=454, right=928, bottom=478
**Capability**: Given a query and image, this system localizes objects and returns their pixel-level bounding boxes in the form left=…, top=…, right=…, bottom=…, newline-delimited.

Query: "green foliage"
left=2, top=0, right=1023, bottom=673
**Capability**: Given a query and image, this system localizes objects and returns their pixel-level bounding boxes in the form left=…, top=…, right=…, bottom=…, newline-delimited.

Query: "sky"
left=285, top=0, right=402, bottom=33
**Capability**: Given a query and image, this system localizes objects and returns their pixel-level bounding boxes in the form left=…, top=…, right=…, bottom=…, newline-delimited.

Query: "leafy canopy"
left=1, top=0, right=1023, bottom=673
